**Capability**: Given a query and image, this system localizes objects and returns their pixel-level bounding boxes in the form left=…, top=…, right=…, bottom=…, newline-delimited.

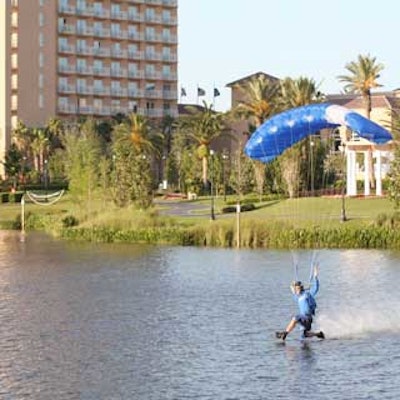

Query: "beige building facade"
left=0, top=0, right=178, bottom=176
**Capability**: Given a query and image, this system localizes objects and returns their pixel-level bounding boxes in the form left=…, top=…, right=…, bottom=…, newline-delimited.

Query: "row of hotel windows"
left=58, top=58, right=174, bottom=76
left=59, top=3, right=175, bottom=23
left=59, top=20, right=175, bottom=42
left=58, top=38, right=174, bottom=59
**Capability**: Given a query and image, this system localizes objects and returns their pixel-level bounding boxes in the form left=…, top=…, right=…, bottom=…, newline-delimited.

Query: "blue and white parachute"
left=244, top=103, right=392, bottom=163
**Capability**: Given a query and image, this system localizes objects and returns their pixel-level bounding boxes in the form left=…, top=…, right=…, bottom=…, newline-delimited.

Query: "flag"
left=213, top=88, right=220, bottom=97
left=181, top=87, right=187, bottom=97
left=197, top=87, right=206, bottom=96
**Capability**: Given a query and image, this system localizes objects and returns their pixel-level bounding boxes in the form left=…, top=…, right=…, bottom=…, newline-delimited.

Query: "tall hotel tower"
left=0, top=0, right=178, bottom=175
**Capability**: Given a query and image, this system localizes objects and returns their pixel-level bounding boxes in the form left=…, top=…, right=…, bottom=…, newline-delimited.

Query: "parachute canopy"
left=244, top=103, right=393, bottom=163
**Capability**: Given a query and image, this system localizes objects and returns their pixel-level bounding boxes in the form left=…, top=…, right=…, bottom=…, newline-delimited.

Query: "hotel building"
left=0, top=0, right=178, bottom=176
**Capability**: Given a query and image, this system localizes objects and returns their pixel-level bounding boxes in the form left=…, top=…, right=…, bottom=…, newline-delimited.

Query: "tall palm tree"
left=338, top=54, right=384, bottom=118
left=112, top=113, right=161, bottom=208
left=280, top=76, right=324, bottom=109
left=114, top=113, right=159, bottom=155
left=234, top=75, right=280, bottom=129
left=338, top=54, right=384, bottom=189
left=233, top=75, right=280, bottom=200
left=179, top=102, right=224, bottom=186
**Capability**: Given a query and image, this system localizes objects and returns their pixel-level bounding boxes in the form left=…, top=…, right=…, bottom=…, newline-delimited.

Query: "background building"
left=0, top=0, right=178, bottom=176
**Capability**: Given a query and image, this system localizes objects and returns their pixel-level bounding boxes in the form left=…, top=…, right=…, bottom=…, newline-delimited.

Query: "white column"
left=375, top=150, right=382, bottom=196
left=364, top=151, right=370, bottom=196
left=347, top=149, right=357, bottom=196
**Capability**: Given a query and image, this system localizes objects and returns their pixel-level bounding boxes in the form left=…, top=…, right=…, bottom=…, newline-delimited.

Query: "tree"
left=179, top=102, right=224, bottom=187
left=62, top=119, right=103, bottom=206
left=111, top=113, right=158, bottom=208
left=338, top=54, right=384, bottom=118
left=338, top=54, right=384, bottom=190
left=233, top=75, right=280, bottom=200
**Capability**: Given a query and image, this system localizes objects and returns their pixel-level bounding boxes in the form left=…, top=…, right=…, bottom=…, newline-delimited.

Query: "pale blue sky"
left=178, top=0, right=398, bottom=111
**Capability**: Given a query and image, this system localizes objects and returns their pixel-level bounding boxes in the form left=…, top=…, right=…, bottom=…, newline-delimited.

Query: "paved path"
left=154, top=199, right=213, bottom=217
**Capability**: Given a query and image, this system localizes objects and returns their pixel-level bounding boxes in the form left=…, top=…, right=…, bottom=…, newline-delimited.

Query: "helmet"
left=294, top=281, right=304, bottom=290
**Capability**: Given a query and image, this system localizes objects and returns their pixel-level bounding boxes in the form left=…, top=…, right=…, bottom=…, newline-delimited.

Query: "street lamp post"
left=44, top=159, right=49, bottom=195
left=222, top=153, right=228, bottom=202
left=210, top=149, right=215, bottom=220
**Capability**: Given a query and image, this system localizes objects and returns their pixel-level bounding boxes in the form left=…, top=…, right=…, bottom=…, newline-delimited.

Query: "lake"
left=0, top=231, right=399, bottom=399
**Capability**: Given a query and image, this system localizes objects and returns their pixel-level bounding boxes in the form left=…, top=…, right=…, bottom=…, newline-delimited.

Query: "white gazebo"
left=345, top=138, right=393, bottom=196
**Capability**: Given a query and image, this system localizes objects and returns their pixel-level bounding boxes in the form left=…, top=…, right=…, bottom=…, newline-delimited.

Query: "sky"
left=178, top=0, right=399, bottom=112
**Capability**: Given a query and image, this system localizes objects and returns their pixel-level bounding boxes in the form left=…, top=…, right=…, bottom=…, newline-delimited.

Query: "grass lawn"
left=0, top=193, right=395, bottom=231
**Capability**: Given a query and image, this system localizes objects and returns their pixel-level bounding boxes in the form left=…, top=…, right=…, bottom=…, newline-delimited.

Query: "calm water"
left=0, top=231, right=400, bottom=400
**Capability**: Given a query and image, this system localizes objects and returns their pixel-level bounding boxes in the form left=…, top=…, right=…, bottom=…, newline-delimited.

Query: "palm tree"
left=233, top=75, right=280, bottom=200
left=234, top=74, right=280, bottom=129
left=338, top=54, right=384, bottom=189
left=111, top=113, right=160, bottom=208
left=179, top=102, right=224, bottom=186
left=338, top=54, right=384, bottom=118
left=280, top=76, right=324, bottom=109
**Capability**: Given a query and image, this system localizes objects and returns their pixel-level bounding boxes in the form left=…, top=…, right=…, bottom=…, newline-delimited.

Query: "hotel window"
left=146, top=45, right=156, bottom=58
left=11, top=12, right=18, bottom=28
left=128, top=25, right=138, bottom=40
left=39, top=0, right=44, bottom=6
left=129, top=101, right=137, bottom=112
left=128, top=82, right=138, bottom=95
left=145, top=64, right=155, bottom=77
left=162, top=65, right=171, bottom=78
left=39, top=53, right=44, bottom=68
left=11, top=0, right=19, bottom=7
left=145, top=8, right=155, bottom=21
left=11, top=54, right=18, bottom=69
left=128, top=6, right=138, bottom=19
left=128, top=63, right=138, bottom=77
left=11, top=116, right=18, bottom=130
left=93, top=60, right=103, bottom=73
left=94, top=22, right=103, bottom=35
left=93, top=80, right=103, bottom=92
left=162, top=10, right=171, bottom=23
left=11, top=95, right=18, bottom=110
left=77, top=59, right=87, bottom=73
left=39, top=33, right=44, bottom=47
left=59, top=77, right=68, bottom=91
left=39, top=74, right=44, bottom=88
left=162, top=28, right=171, bottom=41
left=77, top=78, right=87, bottom=92
left=39, top=94, right=44, bottom=109
left=11, top=33, right=18, bottom=48
left=162, top=47, right=171, bottom=61
left=11, top=74, right=18, bottom=90
left=76, top=39, right=87, bottom=53
left=111, top=4, right=121, bottom=18
left=111, top=23, right=121, bottom=36
left=39, top=13, right=44, bottom=27
left=128, top=44, right=138, bottom=57
left=111, top=62, right=121, bottom=73
left=77, top=20, right=87, bottom=34
left=94, top=99, right=102, bottom=110
left=77, top=0, right=86, bottom=11
left=93, top=2, right=103, bottom=16
left=145, top=27, right=155, bottom=40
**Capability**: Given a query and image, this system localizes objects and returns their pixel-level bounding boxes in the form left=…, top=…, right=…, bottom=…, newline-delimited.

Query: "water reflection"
left=1, top=232, right=400, bottom=399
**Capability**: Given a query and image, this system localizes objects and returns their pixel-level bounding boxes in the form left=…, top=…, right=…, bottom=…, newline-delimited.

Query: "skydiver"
left=276, top=265, right=325, bottom=341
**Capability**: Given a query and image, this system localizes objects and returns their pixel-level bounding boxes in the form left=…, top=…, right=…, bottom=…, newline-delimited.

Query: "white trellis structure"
left=20, top=190, right=65, bottom=236
left=345, top=140, right=393, bottom=196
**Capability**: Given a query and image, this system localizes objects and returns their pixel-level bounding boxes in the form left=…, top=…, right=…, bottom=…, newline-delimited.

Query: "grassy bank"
left=1, top=193, right=399, bottom=249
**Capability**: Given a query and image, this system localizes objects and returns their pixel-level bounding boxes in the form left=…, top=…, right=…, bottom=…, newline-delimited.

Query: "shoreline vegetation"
left=1, top=193, right=400, bottom=249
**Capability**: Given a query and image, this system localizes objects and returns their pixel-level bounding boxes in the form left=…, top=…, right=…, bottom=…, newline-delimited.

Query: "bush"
left=62, top=215, right=79, bottom=228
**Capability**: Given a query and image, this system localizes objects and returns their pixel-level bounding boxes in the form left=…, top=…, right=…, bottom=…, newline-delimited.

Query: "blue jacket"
left=293, top=277, right=319, bottom=316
